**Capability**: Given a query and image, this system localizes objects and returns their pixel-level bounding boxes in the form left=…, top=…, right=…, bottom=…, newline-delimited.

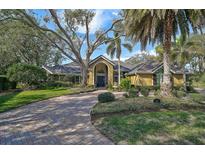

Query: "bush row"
left=37, top=81, right=74, bottom=89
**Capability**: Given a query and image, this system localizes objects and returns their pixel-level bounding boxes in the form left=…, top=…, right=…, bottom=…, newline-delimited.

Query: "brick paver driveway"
left=0, top=90, right=124, bottom=145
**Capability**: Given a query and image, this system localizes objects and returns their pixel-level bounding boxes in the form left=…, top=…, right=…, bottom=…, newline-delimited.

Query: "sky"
left=85, top=10, right=155, bottom=61
left=34, top=9, right=156, bottom=63
left=76, top=9, right=156, bottom=61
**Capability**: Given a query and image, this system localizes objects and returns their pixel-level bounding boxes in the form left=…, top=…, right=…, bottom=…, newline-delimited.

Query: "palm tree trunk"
left=160, top=11, right=174, bottom=97
left=118, top=57, right=121, bottom=86
left=183, top=66, right=187, bottom=92
left=161, top=51, right=172, bottom=96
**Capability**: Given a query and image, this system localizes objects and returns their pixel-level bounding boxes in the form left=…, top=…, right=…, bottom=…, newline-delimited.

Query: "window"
left=75, top=76, right=80, bottom=83
left=153, top=74, right=157, bottom=86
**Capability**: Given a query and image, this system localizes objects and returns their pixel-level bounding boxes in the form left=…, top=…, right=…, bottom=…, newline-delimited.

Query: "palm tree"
left=172, top=36, right=194, bottom=91
left=124, top=9, right=205, bottom=96
left=106, top=32, right=132, bottom=86
left=188, top=34, right=205, bottom=73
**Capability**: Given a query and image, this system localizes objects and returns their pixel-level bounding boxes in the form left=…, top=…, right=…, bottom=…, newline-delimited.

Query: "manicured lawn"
left=0, top=87, right=93, bottom=113
left=92, top=93, right=205, bottom=145
left=193, top=81, right=205, bottom=88
left=94, top=111, right=205, bottom=144
left=91, top=93, right=205, bottom=115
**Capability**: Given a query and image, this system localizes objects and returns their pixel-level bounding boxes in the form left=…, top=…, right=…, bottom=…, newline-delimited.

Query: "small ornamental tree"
left=120, top=78, right=131, bottom=91
left=7, top=63, right=47, bottom=86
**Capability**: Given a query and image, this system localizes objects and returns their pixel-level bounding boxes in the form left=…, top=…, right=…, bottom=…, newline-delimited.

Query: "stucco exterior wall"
left=129, top=74, right=184, bottom=87
left=129, top=74, right=153, bottom=86
left=87, top=58, right=114, bottom=85
left=173, top=74, right=184, bottom=86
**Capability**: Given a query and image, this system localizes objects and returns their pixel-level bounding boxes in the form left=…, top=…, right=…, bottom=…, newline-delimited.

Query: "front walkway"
left=0, top=90, right=124, bottom=145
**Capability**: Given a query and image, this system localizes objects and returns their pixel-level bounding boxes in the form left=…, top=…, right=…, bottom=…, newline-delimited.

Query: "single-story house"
left=43, top=55, right=188, bottom=87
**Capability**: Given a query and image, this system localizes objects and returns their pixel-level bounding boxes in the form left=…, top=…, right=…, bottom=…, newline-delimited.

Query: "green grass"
left=189, top=93, right=205, bottom=103
left=91, top=97, right=160, bottom=115
left=92, top=93, right=205, bottom=144
left=0, top=87, right=89, bottom=113
left=94, top=111, right=205, bottom=144
left=91, top=94, right=205, bottom=115
left=193, top=81, right=205, bottom=88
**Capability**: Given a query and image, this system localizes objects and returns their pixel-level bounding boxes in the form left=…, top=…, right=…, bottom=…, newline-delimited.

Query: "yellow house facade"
left=128, top=74, right=184, bottom=87
left=87, top=56, right=114, bottom=86
left=43, top=55, right=186, bottom=87
left=126, top=61, right=185, bottom=87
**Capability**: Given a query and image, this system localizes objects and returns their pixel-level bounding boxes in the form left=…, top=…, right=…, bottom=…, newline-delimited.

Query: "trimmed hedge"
left=98, top=92, right=115, bottom=103
left=38, top=81, right=74, bottom=89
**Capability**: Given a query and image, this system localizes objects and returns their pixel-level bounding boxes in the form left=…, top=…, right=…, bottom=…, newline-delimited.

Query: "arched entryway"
left=94, top=63, right=108, bottom=87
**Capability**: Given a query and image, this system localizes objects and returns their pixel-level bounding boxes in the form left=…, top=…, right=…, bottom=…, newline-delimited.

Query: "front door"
left=96, top=75, right=105, bottom=87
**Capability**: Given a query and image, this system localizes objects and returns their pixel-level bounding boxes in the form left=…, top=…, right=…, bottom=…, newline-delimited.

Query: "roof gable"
left=89, top=55, right=115, bottom=66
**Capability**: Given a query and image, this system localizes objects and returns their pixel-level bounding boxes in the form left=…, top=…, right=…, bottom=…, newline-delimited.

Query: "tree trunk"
left=118, top=57, right=121, bottom=86
left=80, top=63, right=88, bottom=87
left=199, top=27, right=204, bottom=35
left=160, top=11, right=174, bottom=97
left=161, top=51, right=172, bottom=96
left=183, top=66, right=187, bottom=92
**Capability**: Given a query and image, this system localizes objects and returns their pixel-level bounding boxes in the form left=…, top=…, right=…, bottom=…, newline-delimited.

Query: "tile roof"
left=43, top=65, right=81, bottom=75
left=127, top=60, right=186, bottom=75
left=43, top=56, right=186, bottom=76
left=43, top=55, right=134, bottom=75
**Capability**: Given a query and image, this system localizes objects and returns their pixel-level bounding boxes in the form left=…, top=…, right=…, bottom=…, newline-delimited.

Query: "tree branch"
left=16, top=10, right=72, bottom=47
left=41, top=32, right=79, bottom=63
left=48, top=9, right=81, bottom=60
left=85, top=15, right=90, bottom=48
left=92, top=19, right=122, bottom=48
left=93, top=34, right=125, bottom=51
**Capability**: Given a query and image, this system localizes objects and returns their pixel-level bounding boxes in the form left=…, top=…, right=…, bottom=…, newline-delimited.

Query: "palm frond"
left=122, top=43, right=132, bottom=52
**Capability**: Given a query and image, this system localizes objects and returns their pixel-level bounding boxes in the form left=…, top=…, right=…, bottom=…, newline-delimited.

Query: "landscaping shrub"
left=173, top=86, right=182, bottom=90
left=62, top=75, right=74, bottom=82
left=123, top=93, right=129, bottom=98
left=186, top=86, right=196, bottom=93
left=54, top=81, right=73, bottom=87
left=87, top=85, right=95, bottom=89
left=120, top=78, right=131, bottom=91
left=128, top=88, right=139, bottom=98
left=0, top=75, right=17, bottom=91
left=107, top=83, right=113, bottom=90
left=189, top=93, right=205, bottom=103
left=200, top=73, right=205, bottom=82
left=154, top=89, right=160, bottom=96
left=98, top=92, right=115, bottom=103
left=140, top=87, right=149, bottom=97
left=7, top=64, right=47, bottom=87
left=172, top=89, right=178, bottom=97
left=38, top=81, right=73, bottom=88
left=153, top=85, right=160, bottom=90
left=177, top=90, right=187, bottom=98
left=172, top=89, right=186, bottom=98
left=153, top=98, right=161, bottom=104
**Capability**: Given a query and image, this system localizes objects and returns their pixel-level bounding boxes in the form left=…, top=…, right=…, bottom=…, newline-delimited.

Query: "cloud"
left=147, top=49, right=157, bottom=56
left=103, top=51, right=137, bottom=62
left=112, top=11, right=119, bottom=16
left=78, top=10, right=105, bottom=34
